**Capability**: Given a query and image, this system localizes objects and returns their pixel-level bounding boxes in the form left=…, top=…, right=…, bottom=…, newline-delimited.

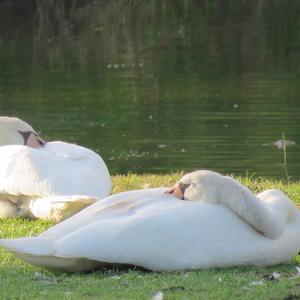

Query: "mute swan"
left=0, top=170, right=299, bottom=272
left=0, top=117, right=111, bottom=221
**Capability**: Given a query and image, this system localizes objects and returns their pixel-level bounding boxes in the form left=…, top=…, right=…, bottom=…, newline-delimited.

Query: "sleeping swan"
left=0, top=116, right=111, bottom=221
left=0, top=170, right=299, bottom=272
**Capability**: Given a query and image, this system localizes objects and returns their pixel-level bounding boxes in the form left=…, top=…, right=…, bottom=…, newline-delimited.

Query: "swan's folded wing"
left=0, top=192, right=181, bottom=271
left=0, top=145, right=50, bottom=197
left=0, top=196, right=191, bottom=271
left=0, top=143, right=111, bottom=199
left=41, top=188, right=168, bottom=239
left=44, top=142, right=112, bottom=198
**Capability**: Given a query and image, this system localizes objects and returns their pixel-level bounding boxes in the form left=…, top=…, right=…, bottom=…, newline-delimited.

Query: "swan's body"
left=1, top=171, right=299, bottom=272
left=0, top=117, right=111, bottom=221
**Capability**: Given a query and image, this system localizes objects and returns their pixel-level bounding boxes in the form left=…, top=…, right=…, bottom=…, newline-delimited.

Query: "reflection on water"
left=0, top=0, right=299, bottom=179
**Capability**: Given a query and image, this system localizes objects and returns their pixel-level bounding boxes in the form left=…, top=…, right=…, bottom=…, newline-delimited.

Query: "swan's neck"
left=218, top=177, right=292, bottom=240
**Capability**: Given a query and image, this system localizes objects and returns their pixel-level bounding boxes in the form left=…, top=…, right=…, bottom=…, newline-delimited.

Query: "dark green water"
left=0, top=1, right=299, bottom=179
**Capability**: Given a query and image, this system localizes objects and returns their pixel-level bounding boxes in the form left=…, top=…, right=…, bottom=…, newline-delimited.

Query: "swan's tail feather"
left=0, top=237, right=53, bottom=256
left=0, top=237, right=101, bottom=272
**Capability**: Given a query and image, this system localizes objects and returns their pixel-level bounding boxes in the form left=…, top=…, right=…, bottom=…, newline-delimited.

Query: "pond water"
left=0, top=1, right=299, bottom=179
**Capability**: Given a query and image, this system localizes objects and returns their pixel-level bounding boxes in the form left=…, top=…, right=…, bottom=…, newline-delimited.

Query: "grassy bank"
left=1, top=173, right=300, bottom=300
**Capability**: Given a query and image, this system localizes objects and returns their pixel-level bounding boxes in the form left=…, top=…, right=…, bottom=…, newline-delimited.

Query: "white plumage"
left=1, top=170, right=299, bottom=272
left=0, top=117, right=111, bottom=221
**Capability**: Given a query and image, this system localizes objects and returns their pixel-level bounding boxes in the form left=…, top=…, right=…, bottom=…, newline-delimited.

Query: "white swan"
left=0, top=117, right=111, bottom=221
left=0, top=170, right=299, bottom=272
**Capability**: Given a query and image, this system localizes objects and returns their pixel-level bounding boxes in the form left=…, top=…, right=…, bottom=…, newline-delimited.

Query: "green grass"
left=1, top=173, right=300, bottom=300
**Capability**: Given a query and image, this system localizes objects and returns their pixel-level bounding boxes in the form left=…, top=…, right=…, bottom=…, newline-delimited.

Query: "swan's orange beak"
left=165, top=183, right=185, bottom=200
left=19, top=131, right=46, bottom=148
left=27, top=133, right=46, bottom=148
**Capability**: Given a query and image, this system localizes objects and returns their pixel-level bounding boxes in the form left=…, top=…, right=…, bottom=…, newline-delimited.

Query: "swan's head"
left=0, top=117, right=46, bottom=148
left=166, top=170, right=223, bottom=203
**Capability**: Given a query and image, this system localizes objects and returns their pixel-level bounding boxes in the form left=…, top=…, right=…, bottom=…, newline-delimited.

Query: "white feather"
left=0, top=142, right=111, bottom=220
left=1, top=177, right=299, bottom=272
